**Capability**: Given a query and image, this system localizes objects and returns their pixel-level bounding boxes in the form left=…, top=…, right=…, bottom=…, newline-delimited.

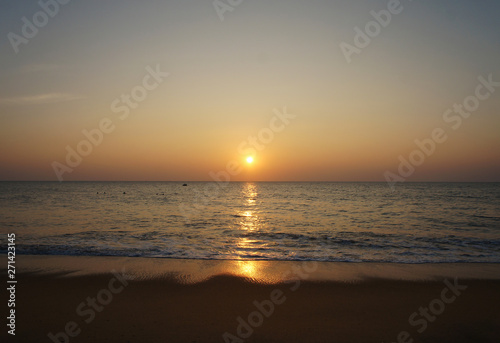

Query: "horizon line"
left=1, top=180, right=499, bottom=183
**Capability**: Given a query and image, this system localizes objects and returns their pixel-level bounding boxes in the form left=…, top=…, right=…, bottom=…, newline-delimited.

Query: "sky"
left=0, top=0, right=499, bottom=181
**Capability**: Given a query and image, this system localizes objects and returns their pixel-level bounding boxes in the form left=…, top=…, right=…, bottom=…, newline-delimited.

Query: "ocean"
left=1, top=182, right=499, bottom=263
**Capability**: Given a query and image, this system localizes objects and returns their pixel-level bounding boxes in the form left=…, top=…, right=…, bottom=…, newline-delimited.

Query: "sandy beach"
left=2, top=255, right=500, bottom=343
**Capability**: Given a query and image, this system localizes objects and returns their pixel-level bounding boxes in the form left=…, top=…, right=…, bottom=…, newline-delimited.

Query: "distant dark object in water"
left=183, top=184, right=188, bottom=186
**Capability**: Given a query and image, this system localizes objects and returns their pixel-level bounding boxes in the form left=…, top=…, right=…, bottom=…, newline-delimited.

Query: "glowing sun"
left=246, top=156, right=254, bottom=164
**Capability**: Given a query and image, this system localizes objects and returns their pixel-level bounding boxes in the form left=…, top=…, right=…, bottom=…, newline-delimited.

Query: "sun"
left=246, top=156, right=254, bottom=164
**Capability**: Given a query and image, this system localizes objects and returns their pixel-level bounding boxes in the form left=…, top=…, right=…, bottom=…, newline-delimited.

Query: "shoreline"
left=3, top=254, right=500, bottom=282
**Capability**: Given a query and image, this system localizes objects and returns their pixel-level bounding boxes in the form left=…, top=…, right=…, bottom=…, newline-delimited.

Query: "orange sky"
left=1, top=0, right=499, bottom=181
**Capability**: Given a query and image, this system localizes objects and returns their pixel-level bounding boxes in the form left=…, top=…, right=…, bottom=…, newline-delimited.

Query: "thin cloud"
left=0, top=93, right=85, bottom=105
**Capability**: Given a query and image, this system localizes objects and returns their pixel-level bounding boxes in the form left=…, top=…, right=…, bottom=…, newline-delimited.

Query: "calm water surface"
left=0, top=182, right=499, bottom=263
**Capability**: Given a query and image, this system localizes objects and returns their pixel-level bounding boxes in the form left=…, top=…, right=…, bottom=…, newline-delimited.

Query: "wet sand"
left=3, top=255, right=500, bottom=343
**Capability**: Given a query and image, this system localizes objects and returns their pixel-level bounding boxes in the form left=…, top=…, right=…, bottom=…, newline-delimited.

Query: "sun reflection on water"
left=234, top=183, right=263, bottom=279
left=236, top=260, right=257, bottom=278
left=236, top=182, right=260, bottom=232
